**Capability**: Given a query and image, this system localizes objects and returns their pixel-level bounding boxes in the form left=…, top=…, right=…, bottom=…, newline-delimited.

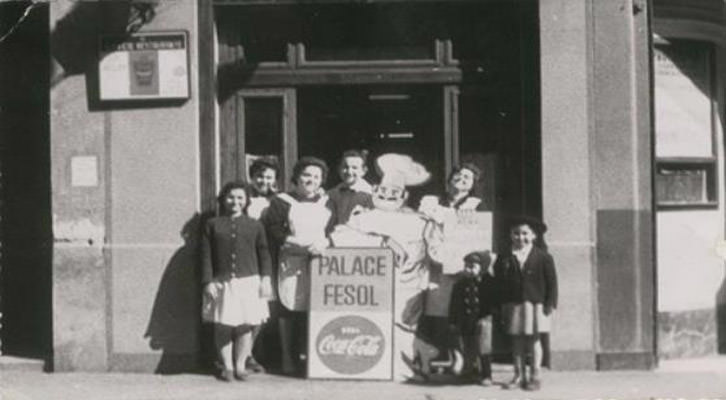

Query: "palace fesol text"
left=317, top=254, right=388, bottom=306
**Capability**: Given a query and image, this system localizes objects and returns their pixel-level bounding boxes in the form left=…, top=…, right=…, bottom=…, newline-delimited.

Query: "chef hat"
left=375, top=153, right=430, bottom=188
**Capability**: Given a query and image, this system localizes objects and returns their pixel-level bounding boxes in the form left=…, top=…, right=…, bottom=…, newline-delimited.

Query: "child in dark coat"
left=448, top=251, right=496, bottom=386
left=494, top=216, right=558, bottom=391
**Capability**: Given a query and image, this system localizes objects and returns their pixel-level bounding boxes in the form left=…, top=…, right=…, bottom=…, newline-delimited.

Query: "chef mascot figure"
left=330, top=153, right=446, bottom=381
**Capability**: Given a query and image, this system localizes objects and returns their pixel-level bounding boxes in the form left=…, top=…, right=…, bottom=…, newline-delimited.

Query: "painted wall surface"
left=658, top=211, right=725, bottom=312
left=108, top=2, right=200, bottom=371
left=51, top=0, right=200, bottom=371
left=51, top=0, right=109, bottom=371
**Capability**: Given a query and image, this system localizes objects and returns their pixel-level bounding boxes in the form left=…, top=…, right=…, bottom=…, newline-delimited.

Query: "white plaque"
left=71, top=156, right=98, bottom=187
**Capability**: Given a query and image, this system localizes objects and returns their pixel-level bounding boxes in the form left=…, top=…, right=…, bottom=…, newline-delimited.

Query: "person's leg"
left=214, top=324, right=234, bottom=380
left=292, top=312, right=307, bottom=375
left=505, top=335, right=524, bottom=389
left=529, top=335, right=542, bottom=389
left=233, top=325, right=255, bottom=379
left=279, top=316, right=295, bottom=375
left=247, top=324, right=265, bottom=373
left=460, top=335, right=478, bottom=379
left=476, top=318, right=493, bottom=385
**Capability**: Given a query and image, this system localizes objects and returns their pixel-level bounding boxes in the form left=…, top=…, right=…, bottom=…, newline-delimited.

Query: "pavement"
left=1, top=358, right=725, bottom=400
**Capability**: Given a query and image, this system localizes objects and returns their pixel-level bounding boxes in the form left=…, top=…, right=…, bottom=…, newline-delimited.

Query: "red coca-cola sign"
left=315, top=315, right=385, bottom=375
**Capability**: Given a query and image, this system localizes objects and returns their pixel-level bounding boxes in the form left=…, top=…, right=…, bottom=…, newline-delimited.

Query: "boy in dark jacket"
left=448, top=251, right=496, bottom=385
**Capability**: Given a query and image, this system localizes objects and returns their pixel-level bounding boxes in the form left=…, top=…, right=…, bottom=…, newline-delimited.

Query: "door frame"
left=219, top=88, right=297, bottom=191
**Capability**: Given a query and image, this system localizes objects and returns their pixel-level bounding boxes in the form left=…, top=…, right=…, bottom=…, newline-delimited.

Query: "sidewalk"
left=1, top=360, right=725, bottom=400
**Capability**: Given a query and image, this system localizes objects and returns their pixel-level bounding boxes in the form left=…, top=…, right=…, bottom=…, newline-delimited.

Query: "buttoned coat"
left=493, top=246, right=558, bottom=309
left=201, top=215, right=272, bottom=284
left=448, top=271, right=496, bottom=335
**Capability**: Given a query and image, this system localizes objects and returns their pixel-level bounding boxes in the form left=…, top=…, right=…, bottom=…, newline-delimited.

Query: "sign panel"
left=99, top=31, right=189, bottom=100
left=439, top=211, right=492, bottom=274
left=308, top=248, right=394, bottom=380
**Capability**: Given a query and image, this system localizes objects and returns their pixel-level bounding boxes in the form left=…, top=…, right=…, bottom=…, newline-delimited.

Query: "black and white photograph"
left=0, top=0, right=725, bottom=399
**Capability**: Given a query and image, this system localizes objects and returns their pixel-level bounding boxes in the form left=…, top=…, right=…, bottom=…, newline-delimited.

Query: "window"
left=654, top=40, right=717, bottom=208
left=656, top=160, right=716, bottom=207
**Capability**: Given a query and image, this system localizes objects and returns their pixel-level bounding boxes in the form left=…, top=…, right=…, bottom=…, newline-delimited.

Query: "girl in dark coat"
left=493, top=216, right=558, bottom=391
left=201, top=181, right=273, bottom=381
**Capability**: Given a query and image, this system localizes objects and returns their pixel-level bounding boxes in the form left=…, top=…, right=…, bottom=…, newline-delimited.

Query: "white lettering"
left=318, top=334, right=382, bottom=357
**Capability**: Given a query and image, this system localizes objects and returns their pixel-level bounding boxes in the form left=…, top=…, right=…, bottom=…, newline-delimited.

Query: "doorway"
left=0, top=1, right=53, bottom=363
left=298, top=85, right=443, bottom=203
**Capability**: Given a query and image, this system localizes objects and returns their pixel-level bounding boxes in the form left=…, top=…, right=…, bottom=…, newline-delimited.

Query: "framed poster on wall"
left=99, top=31, right=190, bottom=101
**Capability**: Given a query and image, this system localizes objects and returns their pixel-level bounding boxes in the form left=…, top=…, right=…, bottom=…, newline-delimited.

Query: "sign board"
left=308, top=248, right=394, bottom=380
left=439, top=211, right=492, bottom=274
left=99, top=31, right=189, bottom=101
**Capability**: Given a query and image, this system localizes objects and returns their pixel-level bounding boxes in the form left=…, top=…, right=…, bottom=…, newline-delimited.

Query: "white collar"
left=512, top=245, right=533, bottom=264
left=342, top=180, right=373, bottom=194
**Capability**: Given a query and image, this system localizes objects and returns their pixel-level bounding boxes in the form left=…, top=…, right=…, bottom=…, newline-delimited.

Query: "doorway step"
left=0, top=355, right=44, bottom=372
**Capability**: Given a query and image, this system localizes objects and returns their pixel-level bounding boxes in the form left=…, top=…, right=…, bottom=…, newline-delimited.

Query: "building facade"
left=0, top=0, right=723, bottom=372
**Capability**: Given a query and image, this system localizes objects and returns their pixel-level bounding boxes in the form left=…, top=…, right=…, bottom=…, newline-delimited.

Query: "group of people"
left=199, top=149, right=558, bottom=392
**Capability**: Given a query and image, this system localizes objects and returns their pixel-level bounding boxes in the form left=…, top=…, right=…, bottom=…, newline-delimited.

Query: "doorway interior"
left=298, top=85, right=443, bottom=204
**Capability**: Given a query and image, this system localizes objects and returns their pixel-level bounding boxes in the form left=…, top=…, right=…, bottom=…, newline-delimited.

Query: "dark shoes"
left=216, top=369, right=234, bottom=382
left=216, top=368, right=248, bottom=382
left=234, top=370, right=248, bottom=381
left=246, top=357, right=266, bottom=373
left=524, top=378, right=541, bottom=391
left=502, top=376, right=522, bottom=390
left=479, top=377, right=494, bottom=387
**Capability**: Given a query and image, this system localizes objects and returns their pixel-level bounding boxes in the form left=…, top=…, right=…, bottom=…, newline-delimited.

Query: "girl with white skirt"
left=201, top=181, right=273, bottom=381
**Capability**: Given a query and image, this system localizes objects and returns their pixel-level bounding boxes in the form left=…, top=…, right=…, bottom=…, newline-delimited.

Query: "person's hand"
left=204, top=282, right=220, bottom=300
left=259, top=276, right=273, bottom=299
left=308, top=238, right=329, bottom=255
left=544, top=305, right=554, bottom=316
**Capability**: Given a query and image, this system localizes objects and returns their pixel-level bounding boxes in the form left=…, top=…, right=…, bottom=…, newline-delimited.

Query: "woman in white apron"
left=261, top=157, right=331, bottom=376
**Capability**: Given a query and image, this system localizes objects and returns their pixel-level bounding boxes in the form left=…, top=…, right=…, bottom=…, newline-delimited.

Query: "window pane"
left=656, top=163, right=714, bottom=205
left=230, top=6, right=295, bottom=63
left=654, top=41, right=712, bottom=157
left=303, top=4, right=436, bottom=61
left=244, top=97, right=282, bottom=180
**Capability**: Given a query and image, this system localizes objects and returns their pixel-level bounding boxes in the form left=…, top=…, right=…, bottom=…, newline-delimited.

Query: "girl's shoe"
left=246, top=357, right=265, bottom=373
left=525, top=378, right=541, bottom=391
left=216, top=369, right=234, bottom=382
left=234, top=370, right=248, bottom=381
left=479, top=377, right=494, bottom=387
left=502, top=376, right=521, bottom=390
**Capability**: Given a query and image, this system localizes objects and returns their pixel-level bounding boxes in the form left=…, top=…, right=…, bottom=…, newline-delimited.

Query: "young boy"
left=325, top=149, right=374, bottom=234
left=448, top=251, right=496, bottom=385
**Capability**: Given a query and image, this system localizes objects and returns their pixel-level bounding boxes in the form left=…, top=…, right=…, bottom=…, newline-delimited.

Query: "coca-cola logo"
left=315, top=315, right=385, bottom=375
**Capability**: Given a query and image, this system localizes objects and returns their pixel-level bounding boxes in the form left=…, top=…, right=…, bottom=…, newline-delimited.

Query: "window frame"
left=654, top=39, right=719, bottom=210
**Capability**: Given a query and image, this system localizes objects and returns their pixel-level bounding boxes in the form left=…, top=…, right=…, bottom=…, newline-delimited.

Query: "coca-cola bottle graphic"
left=129, top=50, right=159, bottom=95
left=133, top=55, right=154, bottom=86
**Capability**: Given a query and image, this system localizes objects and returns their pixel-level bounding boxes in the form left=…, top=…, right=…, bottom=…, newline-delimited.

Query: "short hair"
left=291, top=156, right=329, bottom=185
left=339, top=149, right=369, bottom=168
left=249, top=158, right=279, bottom=179
left=448, top=163, right=482, bottom=183
left=216, top=180, right=252, bottom=213
left=507, top=215, right=548, bottom=250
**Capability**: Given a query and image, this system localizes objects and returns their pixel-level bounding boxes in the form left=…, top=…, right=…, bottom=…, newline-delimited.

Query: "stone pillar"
left=539, top=0, right=598, bottom=370
left=591, top=0, right=655, bottom=369
left=540, top=0, right=655, bottom=370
